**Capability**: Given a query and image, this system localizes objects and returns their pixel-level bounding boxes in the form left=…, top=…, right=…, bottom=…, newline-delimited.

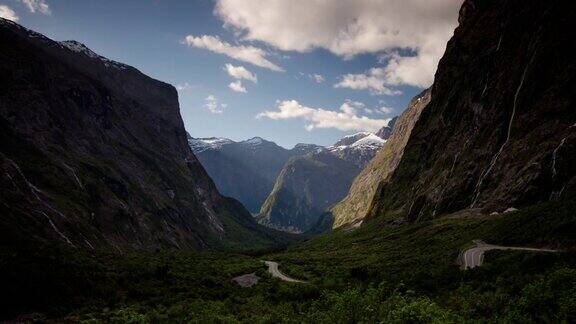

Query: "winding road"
left=462, top=240, right=557, bottom=269
left=264, top=261, right=306, bottom=283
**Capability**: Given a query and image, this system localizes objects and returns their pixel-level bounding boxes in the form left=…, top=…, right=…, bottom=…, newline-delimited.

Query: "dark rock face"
left=189, top=137, right=320, bottom=213
left=369, top=0, right=576, bottom=222
left=257, top=151, right=360, bottom=233
left=0, top=19, right=283, bottom=250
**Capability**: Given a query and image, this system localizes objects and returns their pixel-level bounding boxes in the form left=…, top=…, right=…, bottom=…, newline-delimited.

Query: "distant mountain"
left=188, top=136, right=321, bottom=213
left=328, top=90, right=431, bottom=229
left=376, top=116, right=398, bottom=139
left=256, top=125, right=395, bottom=233
left=0, top=18, right=287, bottom=251
left=328, top=132, right=388, bottom=168
left=257, top=151, right=360, bottom=233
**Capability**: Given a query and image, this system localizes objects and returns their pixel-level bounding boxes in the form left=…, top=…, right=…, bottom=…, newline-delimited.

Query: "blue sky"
left=1, top=0, right=462, bottom=148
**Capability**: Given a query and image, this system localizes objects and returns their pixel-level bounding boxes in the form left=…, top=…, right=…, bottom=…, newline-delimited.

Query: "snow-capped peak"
left=329, top=132, right=386, bottom=152
left=350, top=133, right=386, bottom=148
left=327, top=132, right=387, bottom=168
left=188, top=137, right=234, bottom=153
left=243, top=137, right=265, bottom=145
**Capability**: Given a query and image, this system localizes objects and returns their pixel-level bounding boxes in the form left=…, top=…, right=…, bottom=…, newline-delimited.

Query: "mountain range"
left=1, top=0, right=576, bottom=321
left=188, top=136, right=322, bottom=213
left=256, top=129, right=395, bottom=232
left=189, top=123, right=394, bottom=218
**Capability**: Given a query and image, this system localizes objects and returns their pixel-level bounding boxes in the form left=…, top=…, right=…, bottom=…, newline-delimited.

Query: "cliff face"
left=257, top=151, right=360, bottom=233
left=369, top=0, right=576, bottom=222
left=330, top=90, right=430, bottom=228
left=0, top=19, right=283, bottom=251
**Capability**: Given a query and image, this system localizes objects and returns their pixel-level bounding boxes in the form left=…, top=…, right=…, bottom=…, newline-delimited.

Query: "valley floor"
left=1, top=196, right=575, bottom=323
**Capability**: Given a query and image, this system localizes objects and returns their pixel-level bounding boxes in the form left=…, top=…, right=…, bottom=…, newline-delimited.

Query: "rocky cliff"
left=329, top=90, right=430, bottom=228
left=369, top=0, right=576, bottom=222
left=0, top=19, right=285, bottom=251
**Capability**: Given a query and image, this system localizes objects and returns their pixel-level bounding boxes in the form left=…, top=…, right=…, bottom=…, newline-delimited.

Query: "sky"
left=0, top=0, right=463, bottom=148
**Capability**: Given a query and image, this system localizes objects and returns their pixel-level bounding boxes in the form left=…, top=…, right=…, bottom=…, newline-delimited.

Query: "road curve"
left=264, top=261, right=306, bottom=283
left=462, top=240, right=557, bottom=269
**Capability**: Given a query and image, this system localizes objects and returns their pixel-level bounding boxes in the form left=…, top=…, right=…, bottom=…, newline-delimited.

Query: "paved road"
left=462, top=240, right=557, bottom=269
left=264, top=261, right=306, bottom=283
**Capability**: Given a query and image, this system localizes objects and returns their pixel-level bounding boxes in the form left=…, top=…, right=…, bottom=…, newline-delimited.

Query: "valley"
left=1, top=0, right=575, bottom=322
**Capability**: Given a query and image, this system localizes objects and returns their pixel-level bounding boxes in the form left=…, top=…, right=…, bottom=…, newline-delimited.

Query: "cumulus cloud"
left=182, top=35, right=283, bottom=72
left=310, top=74, right=325, bottom=83
left=18, top=0, right=51, bottom=15
left=378, top=106, right=394, bottom=114
left=0, top=5, right=19, bottom=21
left=334, top=67, right=402, bottom=95
left=257, top=99, right=390, bottom=132
left=228, top=80, right=247, bottom=93
left=205, top=95, right=226, bottom=114
left=215, top=0, right=461, bottom=88
left=176, top=82, right=192, bottom=91
left=224, top=63, right=257, bottom=83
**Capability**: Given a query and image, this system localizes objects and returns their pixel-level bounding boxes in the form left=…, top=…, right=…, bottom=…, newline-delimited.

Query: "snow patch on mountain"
left=351, top=133, right=386, bottom=148
left=328, top=132, right=387, bottom=168
left=60, top=40, right=129, bottom=70
left=243, top=137, right=265, bottom=145
left=330, top=133, right=385, bottom=152
left=188, top=137, right=235, bottom=153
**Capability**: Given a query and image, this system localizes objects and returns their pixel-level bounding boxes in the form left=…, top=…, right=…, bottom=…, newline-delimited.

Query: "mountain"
left=257, top=151, right=360, bottom=233
left=328, top=132, right=388, bottom=168
left=328, top=90, right=431, bottom=229
left=368, top=0, right=576, bottom=222
left=256, top=127, right=394, bottom=233
left=188, top=136, right=321, bottom=213
left=375, top=116, right=398, bottom=139
left=0, top=18, right=286, bottom=251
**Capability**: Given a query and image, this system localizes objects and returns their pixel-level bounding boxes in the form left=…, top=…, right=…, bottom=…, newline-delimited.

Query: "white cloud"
left=18, top=0, right=51, bottom=15
left=176, top=82, right=192, bottom=91
left=334, top=68, right=402, bottom=95
left=378, top=106, right=394, bottom=114
left=182, top=35, right=283, bottom=72
left=0, top=5, right=19, bottom=21
left=224, top=63, right=257, bottom=83
left=257, top=99, right=390, bottom=132
left=205, top=95, right=226, bottom=114
left=310, top=74, right=325, bottom=83
left=228, top=80, right=247, bottom=93
left=215, top=0, right=461, bottom=88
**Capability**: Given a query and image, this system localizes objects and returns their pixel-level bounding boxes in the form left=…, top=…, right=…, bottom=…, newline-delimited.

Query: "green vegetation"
left=1, top=197, right=575, bottom=323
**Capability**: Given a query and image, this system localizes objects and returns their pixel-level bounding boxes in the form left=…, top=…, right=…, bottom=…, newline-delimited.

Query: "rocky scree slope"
left=0, top=18, right=284, bottom=251
left=369, top=0, right=576, bottom=223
